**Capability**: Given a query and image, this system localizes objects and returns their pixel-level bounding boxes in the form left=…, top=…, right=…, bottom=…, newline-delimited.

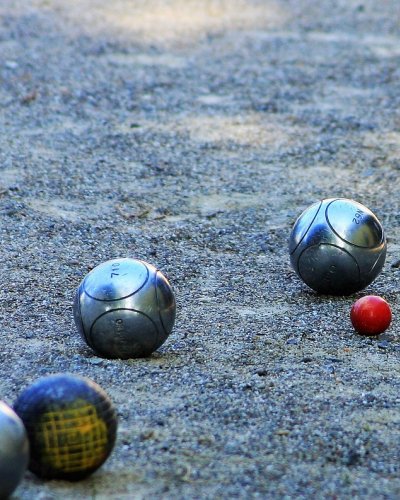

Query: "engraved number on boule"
left=352, top=209, right=364, bottom=224
left=110, top=262, right=120, bottom=278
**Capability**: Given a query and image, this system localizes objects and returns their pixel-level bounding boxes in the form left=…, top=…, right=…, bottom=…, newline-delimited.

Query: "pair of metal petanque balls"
left=289, top=198, right=387, bottom=295
left=74, top=257, right=176, bottom=359
left=73, top=202, right=383, bottom=359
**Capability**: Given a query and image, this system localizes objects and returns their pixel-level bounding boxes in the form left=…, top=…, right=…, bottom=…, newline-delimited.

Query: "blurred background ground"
left=1, top=1, right=400, bottom=498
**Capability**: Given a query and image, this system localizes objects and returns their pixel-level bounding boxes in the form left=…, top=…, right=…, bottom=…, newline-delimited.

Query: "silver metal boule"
left=289, top=198, right=387, bottom=295
left=0, top=401, right=29, bottom=498
left=73, top=257, right=176, bottom=359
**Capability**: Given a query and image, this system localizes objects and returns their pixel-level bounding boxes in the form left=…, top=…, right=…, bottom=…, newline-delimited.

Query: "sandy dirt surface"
left=1, top=0, right=400, bottom=498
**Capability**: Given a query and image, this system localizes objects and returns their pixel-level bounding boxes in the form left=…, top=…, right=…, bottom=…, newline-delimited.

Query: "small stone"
left=377, top=340, right=390, bottom=349
left=5, top=60, right=18, bottom=69
left=276, top=429, right=290, bottom=436
left=327, top=357, right=344, bottom=363
left=88, top=357, right=103, bottom=365
left=140, top=429, right=156, bottom=441
left=345, top=450, right=361, bottom=466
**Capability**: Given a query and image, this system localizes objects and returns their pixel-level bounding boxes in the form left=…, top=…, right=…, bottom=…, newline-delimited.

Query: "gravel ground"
left=1, top=1, right=400, bottom=498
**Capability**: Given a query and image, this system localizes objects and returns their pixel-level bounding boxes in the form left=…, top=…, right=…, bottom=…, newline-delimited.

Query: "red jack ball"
left=350, top=295, right=392, bottom=336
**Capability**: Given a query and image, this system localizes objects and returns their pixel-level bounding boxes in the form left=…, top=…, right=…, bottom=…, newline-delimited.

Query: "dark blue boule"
left=13, top=374, right=117, bottom=481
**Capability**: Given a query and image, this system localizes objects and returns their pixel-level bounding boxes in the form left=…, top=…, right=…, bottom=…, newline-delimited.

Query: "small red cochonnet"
left=350, top=295, right=392, bottom=336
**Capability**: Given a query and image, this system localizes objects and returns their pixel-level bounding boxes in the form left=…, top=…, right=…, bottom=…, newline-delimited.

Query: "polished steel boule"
left=74, top=257, right=176, bottom=358
left=289, top=198, right=387, bottom=295
left=0, top=401, right=29, bottom=498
